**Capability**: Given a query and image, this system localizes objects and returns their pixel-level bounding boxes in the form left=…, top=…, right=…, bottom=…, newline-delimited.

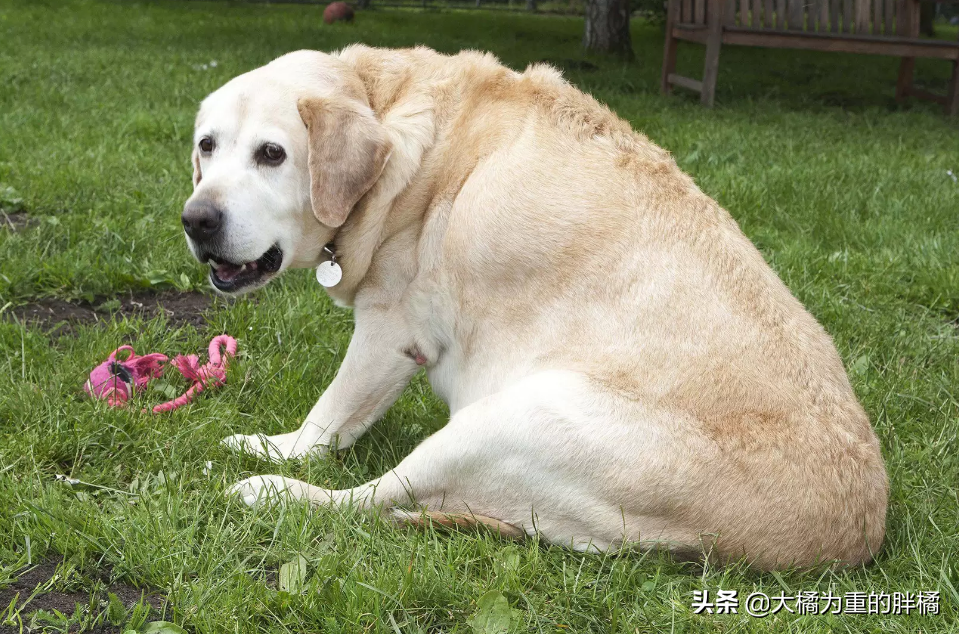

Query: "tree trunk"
left=583, top=0, right=634, bottom=59
left=526, top=0, right=537, bottom=11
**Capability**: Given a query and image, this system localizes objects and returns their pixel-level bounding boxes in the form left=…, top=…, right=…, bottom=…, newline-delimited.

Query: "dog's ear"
left=297, top=97, right=392, bottom=228
left=192, top=147, right=202, bottom=188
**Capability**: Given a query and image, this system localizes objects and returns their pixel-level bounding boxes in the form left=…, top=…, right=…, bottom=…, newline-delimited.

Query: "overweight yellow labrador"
left=181, top=47, right=888, bottom=570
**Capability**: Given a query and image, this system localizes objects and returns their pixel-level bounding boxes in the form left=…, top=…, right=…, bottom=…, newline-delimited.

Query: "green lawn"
left=1, top=0, right=958, bottom=632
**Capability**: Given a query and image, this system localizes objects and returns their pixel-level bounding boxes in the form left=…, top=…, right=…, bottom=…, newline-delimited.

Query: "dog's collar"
left=316, top=241, right=343, bottom=287
left=322, top=241, right=339, bottom=264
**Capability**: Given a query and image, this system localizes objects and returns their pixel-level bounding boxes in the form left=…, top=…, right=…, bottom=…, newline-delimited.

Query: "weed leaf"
left=141, top=622, right=187, bottom=634
left=851, top=354, right=870, bottom=376
left=468, top=590, right=513, bottom=634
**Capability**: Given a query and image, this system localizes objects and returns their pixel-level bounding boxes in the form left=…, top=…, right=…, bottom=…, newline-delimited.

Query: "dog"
left=182, top=46, right=888, bottom=570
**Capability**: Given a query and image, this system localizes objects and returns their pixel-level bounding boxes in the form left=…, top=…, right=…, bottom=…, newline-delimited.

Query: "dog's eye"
left=257, top=143, right=286, bottom=166
left=198, top=137, right=214, bottom=154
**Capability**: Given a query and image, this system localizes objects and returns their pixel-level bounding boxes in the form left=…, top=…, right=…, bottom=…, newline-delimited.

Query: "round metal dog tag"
left=316, top=261, right=342, bottom=287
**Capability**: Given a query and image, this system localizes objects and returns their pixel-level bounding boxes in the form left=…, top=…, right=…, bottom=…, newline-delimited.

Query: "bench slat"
left=724, top=0, right=737, bottom=25
left=733, top=30, right=957, bottom=59
left=829, top=0, right=840, bottom=31
left=764, top=0, right=774, bottom=26
left=787, top=0, right=802, bottom=28
left=842, top=0, right=853, bottom=32
left=896, top=0, right=918, bottom=37
left=872, top=0, right=882, bottom=35
left=751, top=0, right=762, bottom=27
left=696, top=0, right=706, bottom=24
left=855, top=0, right=869, bottom=32
left=667, top=73, right=704, bottom=92
left=819, top=0, right=830, bottom=32
left=882, top=0, right=894, bottom=35
left=670, top=24, right=959, bottom=59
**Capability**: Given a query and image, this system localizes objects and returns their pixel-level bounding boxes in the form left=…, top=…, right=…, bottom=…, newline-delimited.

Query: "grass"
left=1, top=0, right=958, bottom=631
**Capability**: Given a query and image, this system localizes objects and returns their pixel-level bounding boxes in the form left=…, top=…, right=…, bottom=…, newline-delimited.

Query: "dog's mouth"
left=207, top=244, right=283, bottom=293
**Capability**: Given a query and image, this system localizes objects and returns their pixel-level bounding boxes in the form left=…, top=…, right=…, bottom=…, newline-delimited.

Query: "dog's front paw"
left=228, top=475, right=297, bottom=507
left=221, top=430, right=325, bottom=462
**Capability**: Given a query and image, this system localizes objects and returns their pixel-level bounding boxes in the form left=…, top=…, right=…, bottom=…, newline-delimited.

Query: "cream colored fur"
left=183, top=47, right=889, bottom=570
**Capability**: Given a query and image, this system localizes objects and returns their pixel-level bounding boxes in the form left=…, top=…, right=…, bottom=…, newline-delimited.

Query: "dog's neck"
left=320, top=46, right=446, bottom=307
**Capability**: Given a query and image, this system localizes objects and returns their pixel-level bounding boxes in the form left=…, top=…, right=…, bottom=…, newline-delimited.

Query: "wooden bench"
left=660, top=0, right=959, bottom=115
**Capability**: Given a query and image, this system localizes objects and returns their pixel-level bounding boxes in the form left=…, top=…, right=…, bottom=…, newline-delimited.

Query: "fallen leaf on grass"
left=279, top=555, right=308, bottom=594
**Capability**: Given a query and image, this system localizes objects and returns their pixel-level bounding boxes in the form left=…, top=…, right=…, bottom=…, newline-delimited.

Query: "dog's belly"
left=426, top=353, right=509, bottom=413
left=425, top=334, right=560, bottom=413
left=425, top=361, right=456, bottom=409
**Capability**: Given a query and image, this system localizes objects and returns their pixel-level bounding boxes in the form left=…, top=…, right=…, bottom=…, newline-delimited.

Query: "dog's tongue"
left=215, top=262, right=244, bottom=281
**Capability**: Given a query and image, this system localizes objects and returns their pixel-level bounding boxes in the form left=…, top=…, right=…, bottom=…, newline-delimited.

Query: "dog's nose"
left=181, top=199, right=223, bottom=242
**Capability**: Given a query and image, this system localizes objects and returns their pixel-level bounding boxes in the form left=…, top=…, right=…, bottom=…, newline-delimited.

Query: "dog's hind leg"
left=229, top=370, right=702, bottom=554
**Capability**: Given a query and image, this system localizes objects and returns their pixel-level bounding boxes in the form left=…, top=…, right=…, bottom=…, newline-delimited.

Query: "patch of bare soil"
left=8, top=290, right=214, bottom=335
left=1, top=211, right=38, bottom=232
left=0, top=558, right=164, bottom=633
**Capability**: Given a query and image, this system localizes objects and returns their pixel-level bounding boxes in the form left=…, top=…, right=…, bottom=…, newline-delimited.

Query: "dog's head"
left=183, top=50, right=391, bottom=294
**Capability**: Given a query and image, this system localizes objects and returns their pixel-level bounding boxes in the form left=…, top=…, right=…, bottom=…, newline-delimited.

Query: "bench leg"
left=661, top=31, right=679, bottom=95
left=661, top=2, right=680, bottom=95
left=896, top=57, right=915, bottom=103
left=700, top=20, right=722, bottom=106
left=947, top=59, right=959, bottom=117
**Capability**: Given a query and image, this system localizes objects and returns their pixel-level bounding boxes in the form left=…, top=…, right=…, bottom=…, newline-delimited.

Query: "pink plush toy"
left=85, top=335, right=237, bottom=413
